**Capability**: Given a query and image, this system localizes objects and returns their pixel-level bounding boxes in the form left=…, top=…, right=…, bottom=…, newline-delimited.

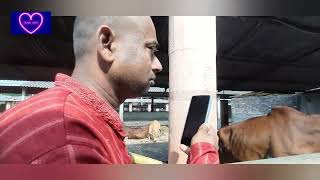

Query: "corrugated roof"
left=0, top=80, right=54, bottom=89
left=0, top=81, right=168, bottom=95
left=148, top=87, right=166, bottom=93
left=0, top=79, right=166, bottom=94
left=0, top=94, right=25, bottom=102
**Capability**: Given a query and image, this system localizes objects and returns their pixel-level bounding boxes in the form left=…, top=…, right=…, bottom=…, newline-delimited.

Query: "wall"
left=230, top=94, right=298, bottom=123
left=123, top=112, right=169, bottom=127
left=298, top=92, right=320, bottom=114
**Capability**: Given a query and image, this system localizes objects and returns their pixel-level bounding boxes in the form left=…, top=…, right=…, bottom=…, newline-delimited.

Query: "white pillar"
left=119, top=103, right=124, bottom=122
left=147, top=103, right=152, bottom=112
left=21, top=88, right=26, bottom=100
left=5, top=102, right=11, bottom=110
left=129, top=103, right=133, bottom=112
left=217, top=95, right=221, bottom=127
left=169, top=16, right=217, bottom=164
left=166, top=104, right=169, bottom=112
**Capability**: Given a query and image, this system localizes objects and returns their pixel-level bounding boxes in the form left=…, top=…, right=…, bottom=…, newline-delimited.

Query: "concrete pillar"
left=169, top=16, right=217, bottom=164
left=129, top=103, right=133, bottom=112
left=147, top=103, right=152, bottom=112
left=217, top=95, right=221, bottom=128
left=119, top=103, right=124, bottom=121
left=5, top=102, right=11, bottom=110
left=166, top=104, right=169, bottom=112
left=21, top=88, right=26, bottom=100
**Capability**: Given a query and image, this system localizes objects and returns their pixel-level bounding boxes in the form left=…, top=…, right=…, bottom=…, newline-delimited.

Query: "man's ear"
left=97, top=25, right=115, bottom=63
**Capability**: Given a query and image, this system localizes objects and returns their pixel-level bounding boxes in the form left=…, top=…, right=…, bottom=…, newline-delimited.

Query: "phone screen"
left=181, top=95, right=211, bottom=146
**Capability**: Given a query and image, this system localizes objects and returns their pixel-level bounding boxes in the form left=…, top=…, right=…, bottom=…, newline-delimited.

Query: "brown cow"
left=218, top=106, right=320, bottom=163
left=124, top=120, right=161, bottom=141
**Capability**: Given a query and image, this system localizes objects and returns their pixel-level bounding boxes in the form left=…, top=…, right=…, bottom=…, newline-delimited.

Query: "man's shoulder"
left=0, top=87, right=73, bottom=163
left=0, top=87, right=71, bottom=122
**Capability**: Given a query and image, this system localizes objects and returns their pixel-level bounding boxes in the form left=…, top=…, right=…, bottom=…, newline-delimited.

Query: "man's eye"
left=148, top=47, right=158, bottom=52
left=148, top=47, right=157, bottom=57
left=149, top=50, right=155, bottom=58
left=147, top=45, right=159, bottom=52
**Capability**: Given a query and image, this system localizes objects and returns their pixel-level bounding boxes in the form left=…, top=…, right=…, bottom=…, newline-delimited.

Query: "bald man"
left=0, top=17, right=219, bottom=164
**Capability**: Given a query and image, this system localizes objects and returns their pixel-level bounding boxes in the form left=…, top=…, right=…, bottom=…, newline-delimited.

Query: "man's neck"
left=71, top=68, right=123, bottom=110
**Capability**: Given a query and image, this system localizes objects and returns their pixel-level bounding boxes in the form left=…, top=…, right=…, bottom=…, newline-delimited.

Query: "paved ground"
left=125, top=126, right=169, bottom=162
left=123, top=120, right=169, bottom=127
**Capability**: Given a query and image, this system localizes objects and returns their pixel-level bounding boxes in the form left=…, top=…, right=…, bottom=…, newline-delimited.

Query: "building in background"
left=0, top=80, right=169, bottom=116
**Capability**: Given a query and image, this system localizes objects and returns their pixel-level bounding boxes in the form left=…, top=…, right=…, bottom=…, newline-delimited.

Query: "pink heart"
left=18, top=12, right=43, bottom=34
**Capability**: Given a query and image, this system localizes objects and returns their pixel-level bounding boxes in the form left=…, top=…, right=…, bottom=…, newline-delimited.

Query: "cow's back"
left=269, top=106, right=320, bottom=157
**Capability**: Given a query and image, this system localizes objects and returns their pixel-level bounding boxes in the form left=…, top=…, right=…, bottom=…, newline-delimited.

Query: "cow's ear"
left=218, top=126, right=232, bottom=147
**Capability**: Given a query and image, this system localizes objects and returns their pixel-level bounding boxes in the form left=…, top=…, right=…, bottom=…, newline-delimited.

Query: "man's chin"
left=128, top=85, right=150, bottom=98
left=141, top=85, right=151, bottom=95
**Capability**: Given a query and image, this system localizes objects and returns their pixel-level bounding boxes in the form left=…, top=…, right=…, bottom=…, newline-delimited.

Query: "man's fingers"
left=198, top=123, right=211, bottom=133
left=180, top=144, right=190, bottom=155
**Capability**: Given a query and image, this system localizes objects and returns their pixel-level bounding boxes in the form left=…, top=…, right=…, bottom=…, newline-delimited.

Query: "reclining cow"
left=125, top=120, right=161, bottom=141
left=218, top=106, right=320, bottom=163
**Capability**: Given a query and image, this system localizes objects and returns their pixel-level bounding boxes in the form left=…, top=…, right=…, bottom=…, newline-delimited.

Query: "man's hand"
left=191, top=123, right=218, bottom=148
left=180, top=123, right=219, bottom=154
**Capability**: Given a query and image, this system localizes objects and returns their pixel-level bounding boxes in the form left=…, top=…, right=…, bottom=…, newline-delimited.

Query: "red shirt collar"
left=54, top=73, right=127, bottom=138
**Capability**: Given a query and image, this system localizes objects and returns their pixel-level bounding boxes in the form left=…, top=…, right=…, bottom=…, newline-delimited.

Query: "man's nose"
left=152, top=56, right=163, bottom=74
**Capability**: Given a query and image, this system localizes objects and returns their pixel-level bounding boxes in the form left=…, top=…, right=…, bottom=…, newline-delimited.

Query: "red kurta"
left=0, top=74, right=219, bottom=164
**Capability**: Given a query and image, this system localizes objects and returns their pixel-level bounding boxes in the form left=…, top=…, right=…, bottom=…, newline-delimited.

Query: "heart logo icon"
left=18, top=12, right=44, bottom=34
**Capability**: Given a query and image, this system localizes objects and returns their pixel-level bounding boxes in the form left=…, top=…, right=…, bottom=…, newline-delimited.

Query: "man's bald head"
left=72, top=16, right=162, bottom=101
left=73, top=16, right=155, bottom=61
